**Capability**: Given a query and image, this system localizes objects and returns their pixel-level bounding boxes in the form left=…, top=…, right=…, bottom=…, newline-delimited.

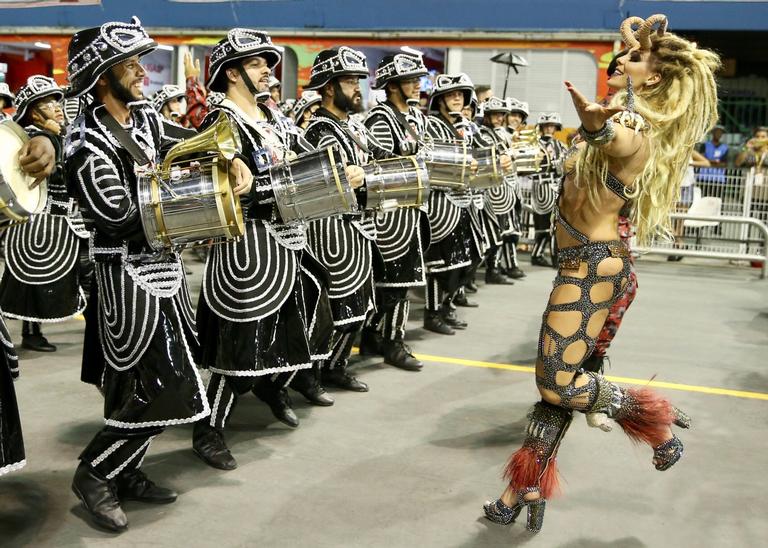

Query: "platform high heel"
left=483, top=489, right=547, bottom=532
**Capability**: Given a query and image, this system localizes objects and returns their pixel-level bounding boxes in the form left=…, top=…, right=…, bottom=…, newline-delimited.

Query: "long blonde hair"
left=574, top=15, right=721, bottom=245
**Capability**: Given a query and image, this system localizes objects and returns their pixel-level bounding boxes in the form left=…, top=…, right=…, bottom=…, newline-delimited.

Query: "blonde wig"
left=574, top=14, right=721, bottom=245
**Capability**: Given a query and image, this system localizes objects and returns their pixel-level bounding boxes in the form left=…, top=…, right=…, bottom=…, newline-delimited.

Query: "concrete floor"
left=0, top=253, right=766, bottom=548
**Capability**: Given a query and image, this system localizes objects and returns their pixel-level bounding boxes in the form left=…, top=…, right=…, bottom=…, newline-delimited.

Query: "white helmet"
left=506, top=97, right=529, bottom=118
left=536, top=112, right=562, bottom=129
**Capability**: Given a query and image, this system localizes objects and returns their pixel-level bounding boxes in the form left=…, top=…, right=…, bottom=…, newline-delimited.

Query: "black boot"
left=358, top=327, right=384, bottom=356
left=22, top=321, right=56, bottom=352
left=381, top=339, right=423, bottom=371
left=291, top=367, right=335, bottom=406
left=192, top=422, right=237, bottom=470
left=453, top=292, right=479, bottom=307
left=423, top=310, right=455, bottom=335
left=531, top=255, right=552, bottom=267
left=253, top=386, right=299, bottom=428
left=505, top=266, right=527, bottom=279
left=485, top=267, right=514, bottom=285
left=71, top=462, right=128, bottom=533
left=323, top=360, right=369, bottom=392
left=114, top=468, right=178, bottom=504
left=441, top=304, right=467, bottom=330
left=464, top=280, right=479, bottom=293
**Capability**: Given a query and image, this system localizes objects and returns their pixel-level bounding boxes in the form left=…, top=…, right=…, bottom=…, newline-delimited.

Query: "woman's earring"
left=626, top=75, right=635, bottom=113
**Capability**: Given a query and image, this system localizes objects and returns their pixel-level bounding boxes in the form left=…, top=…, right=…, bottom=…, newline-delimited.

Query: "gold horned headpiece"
left=620, top=14, right=668, bottom=52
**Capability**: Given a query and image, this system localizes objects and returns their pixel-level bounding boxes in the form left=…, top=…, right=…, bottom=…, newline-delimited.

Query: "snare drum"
left=0, top=120, right=48, bottom=229
left=422, top=140, right=471, bottom=190
left=511, top=143, right=543, bottom=175
left=270, top=146, right=357, bottom=223
left=138, top=157, right=244, bottom=251
left=363, top=156, right=430, bottom=212
left=469, top=146, right=503, bottom=190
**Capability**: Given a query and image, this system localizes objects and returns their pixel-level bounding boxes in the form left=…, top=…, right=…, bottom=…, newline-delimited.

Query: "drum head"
left=0, top=121, right=47, bottom=216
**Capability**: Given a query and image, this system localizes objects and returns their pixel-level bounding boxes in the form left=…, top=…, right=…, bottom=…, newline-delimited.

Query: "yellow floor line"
left=353, top=348, right=768, bottom=401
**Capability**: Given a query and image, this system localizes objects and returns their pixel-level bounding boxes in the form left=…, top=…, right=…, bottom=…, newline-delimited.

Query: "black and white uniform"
left=529, top=135, right=567, bottom=260
left=479, top=124, right=524, bottom=269
left=0, top=129, right=87, bottom=323
left=424, top=113, right=476, bottom=312
left=196, top=99, right=333, bottom=430
left=0, top=314, right=23, bottom=476
left=364, top=102, right=431, bottom=342
left=65, top=101, right=209, bottom=480
left=302, top=107, right=378, bottom=369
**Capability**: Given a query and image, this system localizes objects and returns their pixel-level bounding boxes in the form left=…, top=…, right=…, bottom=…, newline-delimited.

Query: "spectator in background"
left=703, top=124, right=729, bottom=166
left=699, top=124, right=728, bottom=184
left=735, top=126, right=768, bottom=169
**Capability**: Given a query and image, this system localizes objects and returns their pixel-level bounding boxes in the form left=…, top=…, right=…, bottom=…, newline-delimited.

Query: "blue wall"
left=0, top=0, right=765, bottom=32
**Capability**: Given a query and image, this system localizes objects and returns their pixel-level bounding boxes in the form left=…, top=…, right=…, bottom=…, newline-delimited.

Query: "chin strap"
left=236, top=63, right=262, bottom=100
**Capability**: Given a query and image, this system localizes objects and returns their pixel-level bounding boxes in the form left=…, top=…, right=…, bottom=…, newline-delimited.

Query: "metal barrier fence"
left=517, top=167, right=768, bottom=277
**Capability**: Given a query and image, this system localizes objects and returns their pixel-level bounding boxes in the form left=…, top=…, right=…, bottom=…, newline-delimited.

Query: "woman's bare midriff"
left=555, top=173, right=628, bottom=249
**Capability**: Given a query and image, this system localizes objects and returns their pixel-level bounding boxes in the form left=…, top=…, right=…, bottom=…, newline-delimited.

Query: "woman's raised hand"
left=564, top=81, right=623, bottom=132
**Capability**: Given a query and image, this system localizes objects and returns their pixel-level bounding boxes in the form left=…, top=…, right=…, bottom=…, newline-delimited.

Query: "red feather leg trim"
left=616, top=388, right=675, bottom=447
left=503, top=447, right=562, bottom=499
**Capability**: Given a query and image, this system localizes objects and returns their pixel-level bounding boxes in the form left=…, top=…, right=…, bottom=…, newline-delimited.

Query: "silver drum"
left=138, top=158, right=244, bottom=251
left=270, top=146, right=357, bottom=223
left=469, top=146, right=503, bottom=190
left=0, top=120, right=47, bottom=230
left=363, top=155, right=430, bottom=212
left=422, top=140, right=471, bottom=190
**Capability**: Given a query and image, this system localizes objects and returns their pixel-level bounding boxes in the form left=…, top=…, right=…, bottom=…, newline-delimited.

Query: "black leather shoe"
left=505, top=266, right=527, bottom=279
left=485, top=268, right=514, bottom=285
left=192, top=423, right=237, bottom=470
left=21, top=334, right=57, bottom=352
left=115, top=468, right=177, bottom=504
left=453, top=293, right=479, bottom=308
left=294, top=383, right=335, bottom=406
left=358, top=328, right=384, bottom=356
left=260, top=389, right=299, bottom=428
left=382, top=340, right=423, bottom=371
left=667, top=255, right=684, bottom=262
left=441, top=306, right=467, bottom=330
left=464, top=281, right=479, bottom=293
left=531, top=255, right=552, bottom=267
left=72, top=462, right=128, bottom=533
left=423, top=311, right=455, bottom=335
left=323, top=364, right=369, bottom=392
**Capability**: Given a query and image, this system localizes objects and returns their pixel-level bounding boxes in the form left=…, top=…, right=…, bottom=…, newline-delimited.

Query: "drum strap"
left=386, top=101, right=421, bottom=144
left=340, top=123, right=370, bottom=155
left=96, top=109, right=151, bottom=166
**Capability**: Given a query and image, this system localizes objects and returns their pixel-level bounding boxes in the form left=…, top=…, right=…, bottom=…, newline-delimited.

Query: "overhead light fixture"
left=34, top=42, right=51, bottom=49
left=157, top=44, right=175, bottom=51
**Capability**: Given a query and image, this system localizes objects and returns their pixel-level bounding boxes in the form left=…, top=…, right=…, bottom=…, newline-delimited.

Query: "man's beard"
left=106, top=69, right=142, bottom=105
left=333, top=81, right=362, bottom=113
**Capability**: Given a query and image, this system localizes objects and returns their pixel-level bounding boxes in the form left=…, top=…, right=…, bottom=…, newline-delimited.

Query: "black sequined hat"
left=304, top=47, right=369, bottom=91
left=66, top=16, right=157, bottom=98
left=13, top=75, right=64, bottom=123
left=151, top=84, right=185, bottom=112
left=373, top=52, right=428, bottom=90
left=206, top=28, right=282, bottom=89
left=427, top=73, right=474, bottom=112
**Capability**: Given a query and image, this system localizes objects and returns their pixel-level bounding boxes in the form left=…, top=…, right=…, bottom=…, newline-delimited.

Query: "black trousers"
left=79, top=425, right=164, bottom=480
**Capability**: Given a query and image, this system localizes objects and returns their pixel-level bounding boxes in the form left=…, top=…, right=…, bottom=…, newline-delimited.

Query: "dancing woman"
left=484, top=14, right=720, bottom=532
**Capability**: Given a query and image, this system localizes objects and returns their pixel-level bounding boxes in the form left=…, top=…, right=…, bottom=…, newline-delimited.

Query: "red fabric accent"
left=503, top=447, right=562, bottom=499
left=183, top=76, right=208, bottom=130
left=617, top=388, right=675, bottom=447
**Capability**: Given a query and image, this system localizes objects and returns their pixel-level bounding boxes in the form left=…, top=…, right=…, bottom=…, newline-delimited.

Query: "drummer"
left=291, top=90, right=321, bottom=131
left=299, top=47, right=377, bottom=394
left=0, top=76, right=87, bottom=352
left=190, top=28, right=343, bottom=471
left=63, top=17, right=247, bottom=532
left=362, top=50, right=432, bottom=372
left=0, top=78, right=59, bottom=481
